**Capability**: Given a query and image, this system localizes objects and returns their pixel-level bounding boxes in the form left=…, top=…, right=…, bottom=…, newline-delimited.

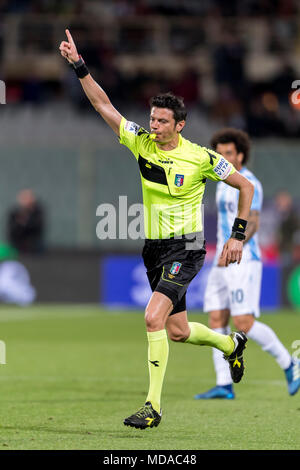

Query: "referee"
left=59, top=30, right=254, bottom=430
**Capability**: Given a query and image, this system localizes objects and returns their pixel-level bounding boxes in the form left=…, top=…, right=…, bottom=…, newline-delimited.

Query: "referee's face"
left=216, top=143, right=243, bottom=171
left=150, top=107, right=184, bottom=144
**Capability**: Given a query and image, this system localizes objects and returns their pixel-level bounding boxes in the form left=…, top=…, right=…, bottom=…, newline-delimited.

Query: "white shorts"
left=203, top=260, right=262, bottom=317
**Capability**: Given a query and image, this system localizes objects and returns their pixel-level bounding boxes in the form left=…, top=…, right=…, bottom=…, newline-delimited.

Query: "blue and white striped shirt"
left=214, top=167, right=263, bottom=264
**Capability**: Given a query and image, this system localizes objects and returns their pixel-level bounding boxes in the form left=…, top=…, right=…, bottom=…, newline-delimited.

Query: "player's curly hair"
left=149, top=92, right=187, bottom=124
left=210, top=128, right=251, bottom=164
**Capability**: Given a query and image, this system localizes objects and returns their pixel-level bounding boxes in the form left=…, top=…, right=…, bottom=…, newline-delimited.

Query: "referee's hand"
left=221, top=239, right=243, bottom=267
left=59, top=29, right=80, bottom=64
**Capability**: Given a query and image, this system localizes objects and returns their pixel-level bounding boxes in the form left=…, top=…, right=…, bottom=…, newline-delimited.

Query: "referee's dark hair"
left=210, top=128, right=251, bottom=165
left=150, top=92, right=187, bottom=124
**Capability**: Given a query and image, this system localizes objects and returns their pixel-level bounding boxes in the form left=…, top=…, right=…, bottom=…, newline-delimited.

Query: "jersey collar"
left=155, top=133, right=183, bottom=154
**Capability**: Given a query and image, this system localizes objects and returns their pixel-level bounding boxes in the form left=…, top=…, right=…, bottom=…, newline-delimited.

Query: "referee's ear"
left=176, top=120, right=186, bottom=133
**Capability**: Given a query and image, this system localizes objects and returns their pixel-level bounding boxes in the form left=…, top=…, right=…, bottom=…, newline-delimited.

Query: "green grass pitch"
left=0, top=305, right=299, bottom=450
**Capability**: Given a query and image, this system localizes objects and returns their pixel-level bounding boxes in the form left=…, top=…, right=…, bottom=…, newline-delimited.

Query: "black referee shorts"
left=142, top=237, right=206, bottom=315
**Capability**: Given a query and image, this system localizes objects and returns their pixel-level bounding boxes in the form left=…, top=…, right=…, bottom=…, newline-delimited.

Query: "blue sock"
left=284, top=359, right=293, bottom=372
left=284, top=359, right=294, bottom=383
left=220, top=384, right=233, bottom=393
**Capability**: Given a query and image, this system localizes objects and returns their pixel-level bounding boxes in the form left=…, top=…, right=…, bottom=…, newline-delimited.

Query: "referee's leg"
left=166, top=310, right=190, bottom=341
left=166, top=309, right=235, bottom=352
left=145, top=291, right=173, bottom=331
left=144, top=294, right=237, bottom=414
left=124, top=291, right=172, bottom=429
left=143, top=291, right=173, bottom=415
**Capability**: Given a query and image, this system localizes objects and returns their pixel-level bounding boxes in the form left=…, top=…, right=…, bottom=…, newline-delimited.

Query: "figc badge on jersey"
left=175, top=174, right=184, bottom=187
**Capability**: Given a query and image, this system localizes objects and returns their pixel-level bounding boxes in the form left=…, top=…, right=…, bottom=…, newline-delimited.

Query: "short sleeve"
left=250, top=178, right=263, bottom=212
left=119, top=117, right=148, bottom=160
left=201, top=148, right=236, bottom=181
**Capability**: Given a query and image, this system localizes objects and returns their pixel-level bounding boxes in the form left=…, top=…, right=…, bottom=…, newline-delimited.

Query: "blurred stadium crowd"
left=1, top=0, right=300, bottom=136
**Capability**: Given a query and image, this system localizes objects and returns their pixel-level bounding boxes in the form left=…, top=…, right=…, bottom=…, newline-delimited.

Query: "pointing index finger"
left=65, top=29, right=75, bottom=45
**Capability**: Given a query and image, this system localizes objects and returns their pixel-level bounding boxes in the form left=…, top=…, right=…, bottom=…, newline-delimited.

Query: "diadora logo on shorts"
left=174, top=174, right=184, bottom=187
left=213, top=157, right=232, bottom=180
left=170, top=262, right=182, bottom=275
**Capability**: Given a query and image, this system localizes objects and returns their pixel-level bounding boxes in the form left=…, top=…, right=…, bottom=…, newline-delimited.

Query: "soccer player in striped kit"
left=195, top=128, right=300, bottom=400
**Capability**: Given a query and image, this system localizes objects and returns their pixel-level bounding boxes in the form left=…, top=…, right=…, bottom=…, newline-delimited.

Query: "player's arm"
left=244, top=210, right=259, bottom=243
left=59, top=29, right=122, bottom=136
left=218, top=209, right=259, bottom=266
left=221, top=171, right=254, bottom=266
left=224, top=171, right=254, bottom=221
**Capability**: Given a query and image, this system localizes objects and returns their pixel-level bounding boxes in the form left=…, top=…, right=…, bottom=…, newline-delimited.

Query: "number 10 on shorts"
left=231, top=289, right=244, bottom=304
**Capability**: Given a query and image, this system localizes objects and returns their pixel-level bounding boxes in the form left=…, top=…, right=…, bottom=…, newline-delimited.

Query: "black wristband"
left=73, top=56, right=84, bottom=68
left=71, top=55, right=89, bottom=79
left=232, top=217, right=247, bottom=234
left=231, top=231, right=246, bottom=241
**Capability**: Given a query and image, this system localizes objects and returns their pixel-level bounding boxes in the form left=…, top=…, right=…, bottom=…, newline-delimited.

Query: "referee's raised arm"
left=59, top=29, right=122, bottom=136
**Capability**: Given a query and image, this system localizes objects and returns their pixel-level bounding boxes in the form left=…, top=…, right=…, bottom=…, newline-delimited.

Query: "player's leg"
left=208, top=309, right=233, bottom=391
left=144, top=291, right=173, bottom=412
left=142, top=278, right=236, bottom=422
left=138, top=241, right=235, bottom=426
left=233, top=312, right=300, bottom=396
left=166, top=300, right=246, bottom=384
left=124, top=291, right=172, bottom=429
left=162, top=265, right=235, bottom=354
left=165, top=308, right=190, bottom=342
left=153, top=243, right=232, bottom=354
left=230, top=260, right=300, bottom=396
left=194, top=308, right=235, bottom=399
left=195, top=266, right=235, bottom=399
left=195, top=263, right=254, bottom=398
left=166, top=302, right=234, bottom=354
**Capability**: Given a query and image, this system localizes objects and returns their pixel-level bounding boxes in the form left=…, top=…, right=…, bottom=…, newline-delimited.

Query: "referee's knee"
left=144, top=309, right=164, bottom=331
